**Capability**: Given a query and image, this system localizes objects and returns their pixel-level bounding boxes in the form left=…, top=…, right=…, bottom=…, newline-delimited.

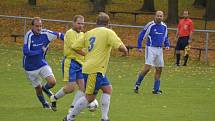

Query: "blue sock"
left=153, top=80, right=160, bottom=91
left=42, top=83, right=53, bottom=97
left=37, top=93, right=48, bottom=107
left=135, top=74, right=144, bottom=86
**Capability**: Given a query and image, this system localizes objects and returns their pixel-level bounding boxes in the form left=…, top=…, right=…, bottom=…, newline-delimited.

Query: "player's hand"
left=42, top=46, right=47, bottom=52
left=123, top=50, right=129, bottom=56
left=137, top=48, right=143, bottom=52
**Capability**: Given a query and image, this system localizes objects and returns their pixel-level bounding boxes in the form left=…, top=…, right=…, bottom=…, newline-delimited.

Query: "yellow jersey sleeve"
left=108, top=29, right=123, bottom=49
left=64, top=29, right=84, bottom=64
left=64, top=30, right=76, bottom=49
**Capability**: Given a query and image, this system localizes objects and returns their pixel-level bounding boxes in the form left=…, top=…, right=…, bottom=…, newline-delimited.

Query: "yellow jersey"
left=64, top=28, right=84, bottom=64
left=72, top=27, right=123, bottom=75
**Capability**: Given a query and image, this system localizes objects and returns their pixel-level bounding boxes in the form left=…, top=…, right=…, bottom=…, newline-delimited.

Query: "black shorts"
left=175, top=36, right=189, bottom=50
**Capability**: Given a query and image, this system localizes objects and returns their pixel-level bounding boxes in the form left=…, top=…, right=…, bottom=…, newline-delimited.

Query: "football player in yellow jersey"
left=63, top=12, right=128, bottom=121
left=50, top=15, right=85, bottom=111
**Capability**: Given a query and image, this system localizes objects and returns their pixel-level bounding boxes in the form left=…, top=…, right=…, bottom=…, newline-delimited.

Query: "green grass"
left=0, top=43, right=215, bottom=121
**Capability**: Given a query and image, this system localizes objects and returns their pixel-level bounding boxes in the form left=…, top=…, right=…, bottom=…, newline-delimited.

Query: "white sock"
left=55, top=88, right=65, bottom=99
left=67, top=96, right=89, bottom=120
left=71, top=90, right=85, bottom=107
left=101, top=93, right=111, bottom=120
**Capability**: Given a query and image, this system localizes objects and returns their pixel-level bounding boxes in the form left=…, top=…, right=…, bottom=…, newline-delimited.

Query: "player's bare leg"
left=35, top=84, right=50, bottom=109
left=70, top=79, right=85, bottom=108
left=43, top=76, right=56, bottom=111
left=43, top=76, right=56, bottom=97
left=152, top=67, right=162, bottom=94
left=67, top=79, right=85, bottom=110
left=51, top=79, right=85, bottom=111
left=66, top=94, right=95, bottom=121
left=134, top=64, right=151, bottom=93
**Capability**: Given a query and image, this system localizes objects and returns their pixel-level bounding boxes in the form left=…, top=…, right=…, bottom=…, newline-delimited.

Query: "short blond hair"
left=96, top=12, right=110, bottom=26
left=73, top=15, right=84, bottom=22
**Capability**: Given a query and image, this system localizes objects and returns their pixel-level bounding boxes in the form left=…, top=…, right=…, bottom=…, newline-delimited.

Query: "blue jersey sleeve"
left=164, top=28, right=170, bottom=47
left=23, top=44, right=43, bottom=56
left=42, top=29, right=64, bottom=42
left=164, top=36, right=170, bottom=47
left=59, top=32, right=64, bottom=41
left=137, top=29, right=146, bottom=49
left=137, top=22, right=154, bottom=49
left=23, top=32, right=43, bottom=56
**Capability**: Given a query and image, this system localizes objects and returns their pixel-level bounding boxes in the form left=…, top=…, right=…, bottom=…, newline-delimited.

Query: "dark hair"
left=96, top=12, right=110, bottom=26
left=31, top=17, right=41, bottom=25
left=73, top=15, right=84, bottom=22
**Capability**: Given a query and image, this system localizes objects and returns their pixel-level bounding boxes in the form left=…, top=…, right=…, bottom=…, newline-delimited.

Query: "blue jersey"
left=137, top=21, right=170, bottom=49
left=23, top=29, right=64, bottom=71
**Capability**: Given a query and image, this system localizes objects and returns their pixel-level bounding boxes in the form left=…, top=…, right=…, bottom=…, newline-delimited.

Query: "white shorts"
left=145, top=46, right=164, bottom=67
left=25, top=65, right=54, bottom=87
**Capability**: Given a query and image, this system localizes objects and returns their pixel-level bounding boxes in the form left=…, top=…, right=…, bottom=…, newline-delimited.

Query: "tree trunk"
left=28, top=0, right=36, bottom=6
left=140, top=0, right=155, bottom=12
left=193, top=0, right=206, bottom=8
left=91, top=0, right=108, bottom=13
left=206, top=0, right=215, bottom=19
left=167, top=0, right=178, bottom=24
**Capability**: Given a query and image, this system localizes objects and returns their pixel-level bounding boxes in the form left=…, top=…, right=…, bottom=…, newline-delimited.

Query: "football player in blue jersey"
left=133, top=11, right=170, bottom=94
left=22, top=17, right=64, bottom=110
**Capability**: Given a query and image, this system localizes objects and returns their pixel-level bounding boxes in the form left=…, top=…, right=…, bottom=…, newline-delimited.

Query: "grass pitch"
left=0, top=43, right=215, bottom=121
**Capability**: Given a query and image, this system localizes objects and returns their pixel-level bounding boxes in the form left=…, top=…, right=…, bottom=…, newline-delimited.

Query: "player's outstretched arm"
left=58, top=32, right=64, bottom=41
left=118, top=44, right=128, bottom=56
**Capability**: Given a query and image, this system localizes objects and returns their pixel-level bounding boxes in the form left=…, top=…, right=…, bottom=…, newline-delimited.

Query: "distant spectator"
left=175, top=10, right=194, bottom=66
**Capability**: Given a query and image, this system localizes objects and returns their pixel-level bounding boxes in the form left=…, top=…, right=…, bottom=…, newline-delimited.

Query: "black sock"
left=183, top=54, right=189, bottom=66
left=176, top=53, right=180, bottom=65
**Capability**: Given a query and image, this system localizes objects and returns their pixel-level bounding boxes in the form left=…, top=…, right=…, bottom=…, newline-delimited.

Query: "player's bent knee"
left=101, top=85, right=112, bottom=95
left=63, top=84, right=75, bottom=93
left=46, top=76, right=56, bottom=87
left=35, top=85, right=43, bottom=94
left=49, top=81, right=56, bottom=87
left=155, top=67, right=162, bottom=72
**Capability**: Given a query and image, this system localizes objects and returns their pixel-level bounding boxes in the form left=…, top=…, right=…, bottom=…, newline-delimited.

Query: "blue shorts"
left=62, top=58, right=83, bottom=82
left=84, top=73, right=110, bottom=95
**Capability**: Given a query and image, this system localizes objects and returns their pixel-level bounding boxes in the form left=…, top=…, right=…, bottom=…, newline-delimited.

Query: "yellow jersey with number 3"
left=72, top=27, right=123, bottom=75
left=64, top=29, right=84, bottom=64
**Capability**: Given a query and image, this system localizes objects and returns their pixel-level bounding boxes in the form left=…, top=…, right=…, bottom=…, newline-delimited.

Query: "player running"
left=22, top=17, right=64, bottom=110
left=50, top=15, right=85, bottom=111
left=63, top=12, right=128, bottom=121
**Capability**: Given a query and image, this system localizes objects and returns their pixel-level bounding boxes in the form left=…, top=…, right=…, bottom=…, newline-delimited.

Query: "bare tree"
left=28, top=0, right=36, bottom=6
left=139, top=0, right=155, bottom=12
left=167, top=0, right=178, bottom=24
left=193, top=0, right=206, bottom=8
left=206, top=0, right=215, bottom=19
